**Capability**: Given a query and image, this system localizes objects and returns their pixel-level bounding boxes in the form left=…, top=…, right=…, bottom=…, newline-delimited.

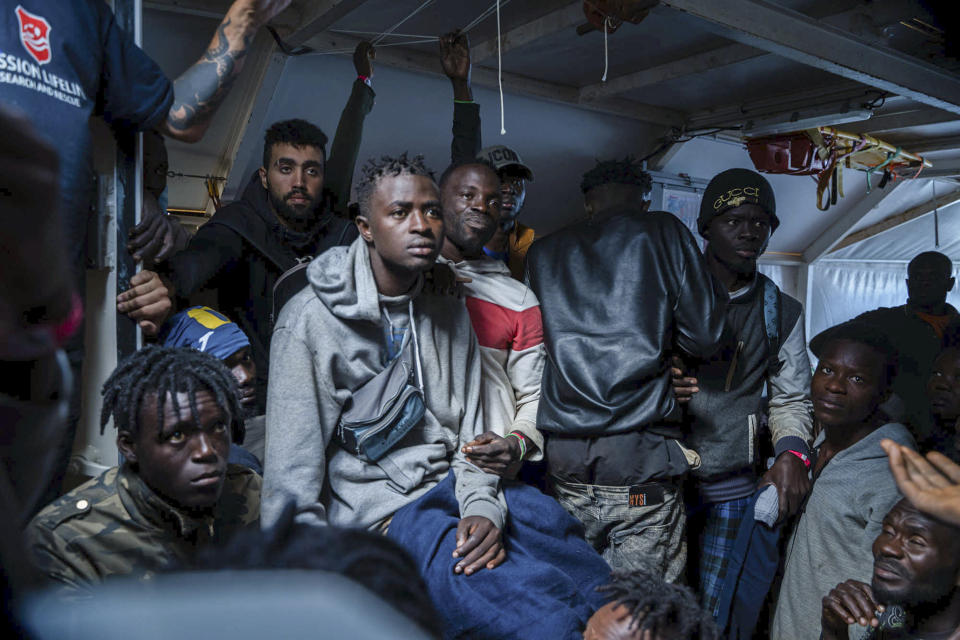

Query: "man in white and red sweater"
left=437, top=161, right=545, bottom=477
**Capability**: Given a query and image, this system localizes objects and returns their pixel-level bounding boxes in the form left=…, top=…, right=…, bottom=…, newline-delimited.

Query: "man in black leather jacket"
left=525, top=157, right=726, bottom=579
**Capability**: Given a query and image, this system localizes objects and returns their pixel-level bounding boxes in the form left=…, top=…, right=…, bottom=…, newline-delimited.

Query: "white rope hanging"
left=933, top=180, right=941, bottom=248
left=601, top=17, right=610, bottom=82
left=496, top=0, right=506, bottom=135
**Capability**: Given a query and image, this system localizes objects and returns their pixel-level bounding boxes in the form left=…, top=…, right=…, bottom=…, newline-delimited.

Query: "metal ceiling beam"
left=581, top=43, right=761, bottom=102
left=581, top=0, right=913, bottom=102
left=830, top=188, right=960, bottom=252
left=471, top=1, right=583, bottom=63
left=143, top=0, right=300, bottom=29
left=803, top=183, right=903, bottom=263
left=891, top=135, right=960, bottom=154
left=915, top=163, right=960, bottom=179
left=304, top=32, right=685, bottom=127
left=285, top=0, right=370, bottom=47
left=659, top=0, right=960, bottom=115
left=843, top=107, right=957, bottom=134
left=686, top=83, right=877, bottom=131
left=212, top=30, right=279, bottom=194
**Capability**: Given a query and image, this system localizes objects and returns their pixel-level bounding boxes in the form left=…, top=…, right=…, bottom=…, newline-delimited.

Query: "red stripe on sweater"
left=465, top=297, right=543, bottom=351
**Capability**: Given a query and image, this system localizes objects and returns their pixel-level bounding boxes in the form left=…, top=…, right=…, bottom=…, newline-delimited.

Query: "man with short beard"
left=435, top=162, right=546, bottom=476
left=117, top=118, right=358, bottom=412
left=821, top=498, right=960, bottom=640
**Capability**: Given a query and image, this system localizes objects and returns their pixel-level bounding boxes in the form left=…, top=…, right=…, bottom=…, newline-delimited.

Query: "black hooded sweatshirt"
left=163, top=174, right=357, bottom=411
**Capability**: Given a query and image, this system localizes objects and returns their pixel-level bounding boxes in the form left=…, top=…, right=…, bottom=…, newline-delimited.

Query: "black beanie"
left=698, top=168, right=779, bottom=237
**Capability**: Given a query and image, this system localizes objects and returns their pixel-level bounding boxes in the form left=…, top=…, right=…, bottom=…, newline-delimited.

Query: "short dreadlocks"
left=580, top=156, right=652, bottom=195
left=355, top=153, right=436, bottom=219
left=597, top=570, right=719, bottom=639
left=100, top=345, right=244, bottom=444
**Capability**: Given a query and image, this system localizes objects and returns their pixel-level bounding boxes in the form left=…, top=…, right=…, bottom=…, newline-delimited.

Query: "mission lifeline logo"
left=1, top=5, right=86, bottom=108
left=15, top=5, right=50, bottom=65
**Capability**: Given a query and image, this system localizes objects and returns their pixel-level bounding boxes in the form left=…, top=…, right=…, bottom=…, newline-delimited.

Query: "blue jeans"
left=551, top=475, right=686, bottom=582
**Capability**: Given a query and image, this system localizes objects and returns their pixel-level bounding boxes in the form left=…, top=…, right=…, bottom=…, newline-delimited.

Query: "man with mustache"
left=772, top=320, right=916, bottom=639
left=117, top=118, right=358, bottom=413
left=821, top=498, right=960, bottom=640
left=27, top=346, right=260, bottom=598
left=434, top=162, right=546, bottom=476
left=671, top=168, right=814, bottom=617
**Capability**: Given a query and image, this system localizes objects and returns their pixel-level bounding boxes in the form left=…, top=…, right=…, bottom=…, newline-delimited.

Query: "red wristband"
left=786, top=449, right=811, bottom=469
left=357, top=74, right=371, bottom=86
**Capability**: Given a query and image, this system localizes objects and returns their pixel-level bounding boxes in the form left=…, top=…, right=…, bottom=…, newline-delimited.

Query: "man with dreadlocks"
left=26, top=345, right=261, bottom=597
left=584, top=570, right=720, bottom=640
left=525, top=156, right=726, bottom=580
left=263, top=154, right=611, bottom=639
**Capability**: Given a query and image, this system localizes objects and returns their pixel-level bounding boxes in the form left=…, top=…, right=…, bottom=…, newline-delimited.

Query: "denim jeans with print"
left=551, top=476, right=686, bottom=582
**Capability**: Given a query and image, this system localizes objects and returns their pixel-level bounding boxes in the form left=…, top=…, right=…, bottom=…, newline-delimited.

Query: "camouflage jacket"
left=26, top=464, right=260, bottom=597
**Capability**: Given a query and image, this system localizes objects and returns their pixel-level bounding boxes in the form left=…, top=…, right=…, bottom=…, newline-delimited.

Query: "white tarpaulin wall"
left=808, top=261, right=960, bottom=342
left=807, top=185, right=960, bottom=340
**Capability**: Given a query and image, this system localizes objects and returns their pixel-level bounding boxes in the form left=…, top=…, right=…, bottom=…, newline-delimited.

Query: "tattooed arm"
left=159, top=0, right=291, bottom=143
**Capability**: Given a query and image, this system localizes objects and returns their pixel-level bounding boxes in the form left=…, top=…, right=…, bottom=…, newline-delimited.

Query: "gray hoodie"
left=261, top=237, right=505, bottom=531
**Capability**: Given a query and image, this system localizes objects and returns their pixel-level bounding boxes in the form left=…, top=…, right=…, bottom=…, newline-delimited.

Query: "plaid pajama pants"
left=700, top=496, right=752, bottom=617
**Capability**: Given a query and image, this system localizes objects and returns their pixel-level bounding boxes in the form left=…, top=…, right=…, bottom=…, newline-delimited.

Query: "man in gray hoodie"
left=261, top=153, right=505, bottom=568
left=261, top=155, right=614, bottom=638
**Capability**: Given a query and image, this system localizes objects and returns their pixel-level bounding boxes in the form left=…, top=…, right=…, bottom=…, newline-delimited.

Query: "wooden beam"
left=830, top=189, right=960, bottom=252
left=660, top=0, right=960, bottom=115
left=471, top=1, right=583, bottom=63
left=802, top=182, right=902, bottom=262
left=304, top=32, right=685, bottom=127
left=285, top=0, right=370, bottom=47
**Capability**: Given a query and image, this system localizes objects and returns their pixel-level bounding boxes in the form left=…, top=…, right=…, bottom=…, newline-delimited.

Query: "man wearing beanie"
left=525, top=157, right=727, bottom=580
left=672, top=168, right=814, bottom=617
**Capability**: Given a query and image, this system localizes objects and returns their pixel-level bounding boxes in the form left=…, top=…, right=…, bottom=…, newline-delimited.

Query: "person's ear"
left=948, top=276, right=956, bottom=292
left=584, top=197, right=594, bottom=219
left=117, top=431, right=138, bottom=465
left=259, top=166, right=268, bottom=190
left=355, top=214, right=373, bottom=243
left=640, top=199, right=651, bottom=214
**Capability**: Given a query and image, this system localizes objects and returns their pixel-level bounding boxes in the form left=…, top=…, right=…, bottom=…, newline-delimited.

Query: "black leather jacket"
left=526, top=207, right=727, bottom=439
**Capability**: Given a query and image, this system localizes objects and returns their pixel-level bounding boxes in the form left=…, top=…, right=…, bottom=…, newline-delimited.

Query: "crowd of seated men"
left=3, top=2, right=960, bottom=638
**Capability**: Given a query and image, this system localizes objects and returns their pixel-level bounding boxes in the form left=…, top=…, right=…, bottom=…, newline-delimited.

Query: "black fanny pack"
left=336, top=301, right=425, bottom=462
